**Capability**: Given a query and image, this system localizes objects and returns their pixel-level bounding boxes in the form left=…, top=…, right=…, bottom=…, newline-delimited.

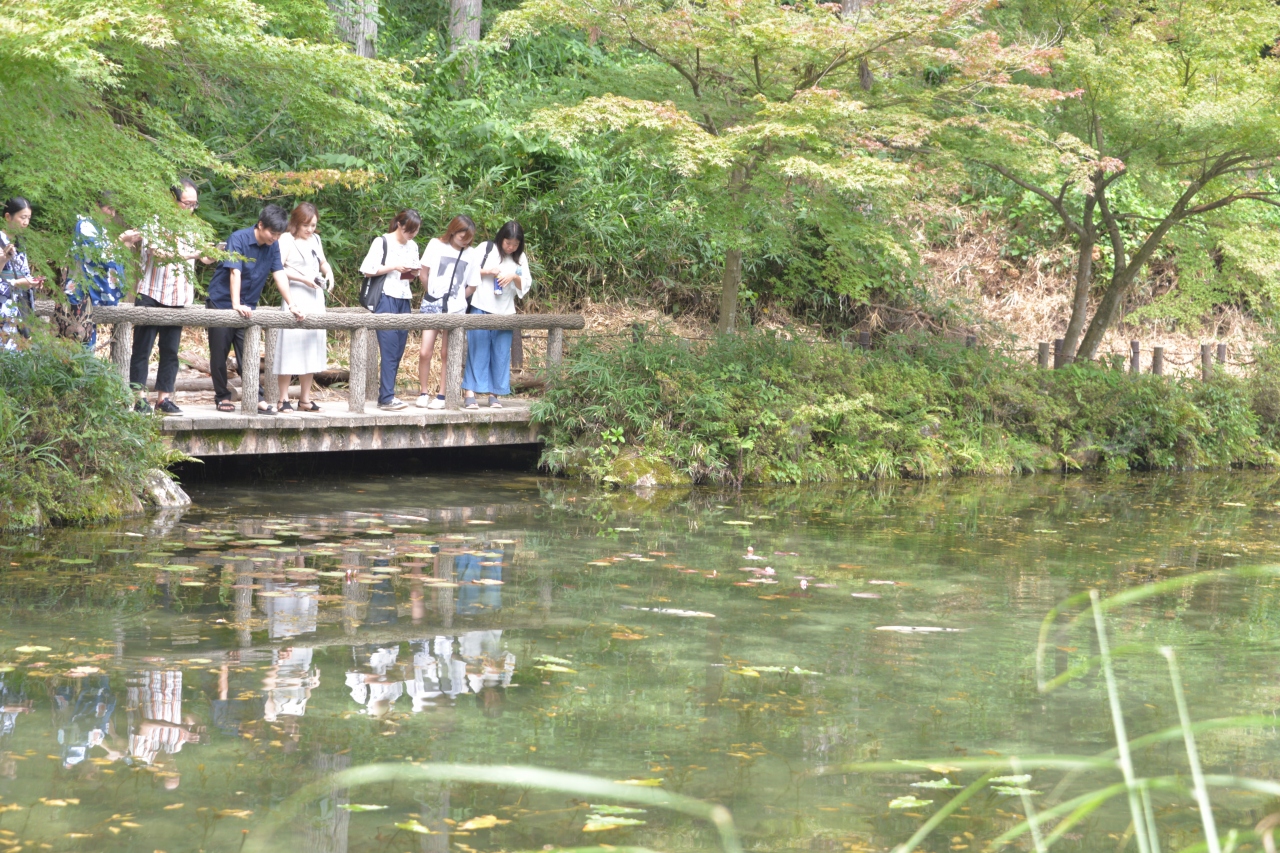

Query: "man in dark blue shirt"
left=206, top=205, right=299, bottom=413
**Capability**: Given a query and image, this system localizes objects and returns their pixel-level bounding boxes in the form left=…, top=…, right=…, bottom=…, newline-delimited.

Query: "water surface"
left=2, top=471, right=1280, bottom=852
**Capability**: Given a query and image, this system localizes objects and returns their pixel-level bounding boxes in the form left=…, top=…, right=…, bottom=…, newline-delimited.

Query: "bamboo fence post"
left=348, top=328, right=367, bottom=413
left=1216, top=343, right=1227, bottom=365
left=1152, top=346, right=1164, bottom=376
left=1052, top=338, right=1063, bottom=369
left=1038, top=342, right=1050, bottom=368
left=1201, top=344, right=1212, bottom=382
left=240, top=325, right=261, bottom=414
left=263, top=326, right=278, bottom=403
left=511, top=332, right=524, bottom=370
left=858, top=331, right=871, bottom=350
left=110, top=322, right=132, bottom=384
left=365, top=331, right=380, bottom=404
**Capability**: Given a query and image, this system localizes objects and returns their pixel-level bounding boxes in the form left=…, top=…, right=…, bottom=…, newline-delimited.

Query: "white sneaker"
left=378, top=397, right=408, bottom=411
left=415, top=393, right=433, bottom=408
left=426, top=396, right=446, bottom=410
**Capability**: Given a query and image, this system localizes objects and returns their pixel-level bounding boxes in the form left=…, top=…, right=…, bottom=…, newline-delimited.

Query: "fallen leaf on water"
left=611, top=632, right=646, bottom=641
left=65, top=667, right=100, bottom=677
left=14, top=646, right=51, bottom=653
left=990, top=774, right=1031, bottom=784
left=215, top=809, right=253, bottom=819
left=926, top=764, right=963, bottom=774
left=615, top=778, right=663, bottom=786
left=458, top=815, right=509, bottom=830
left=39, top=797, right=79, bottom=806
left=338, top=804, right=388, bottom=812
left=889, top=796, right=933, bottom=809
left=396, top=819, right=437, bottom=834
left=993, top=786, right=1040, bottom=796
left=66, top=832, right=94, bottom=838
left=875, top=626, right=963, bottom=633
left=723, top=521, right=752, bottom=526
left=588, top=805, right=646, bottom=815
left=911, top=778, right=961, bottom=790
left=730, top=668, right=760, bottom=677
left=164, top=803, right=184, bottom=810
left=621, top=606, right=715, bottom=618
left=584, top=814, right=646, bottom=832
left=850, top=593, right=881, bottom=599
left=536, top=654, right=573, bottom=665
left=536, top=664, right=577, bottom=673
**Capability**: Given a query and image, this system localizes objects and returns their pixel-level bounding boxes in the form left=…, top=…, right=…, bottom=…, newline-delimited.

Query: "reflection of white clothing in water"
left=260, top=581, right=319, bottom=639
left=264, top=647, right=319, bottom=720
left=345, top=646, right=403, bottom=714
left=127, top=671, right=187, bottom=765
left=405, top=631, right=515, bottom=711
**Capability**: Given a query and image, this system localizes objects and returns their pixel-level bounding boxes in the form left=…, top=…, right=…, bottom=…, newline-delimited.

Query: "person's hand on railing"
left=231, top=302, right=253, bottom=319
left=287, top=302, right=306, bottom=321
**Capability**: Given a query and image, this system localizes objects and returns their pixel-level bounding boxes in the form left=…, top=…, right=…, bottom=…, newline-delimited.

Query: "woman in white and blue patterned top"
left=0, top=198, right=44, bottom=351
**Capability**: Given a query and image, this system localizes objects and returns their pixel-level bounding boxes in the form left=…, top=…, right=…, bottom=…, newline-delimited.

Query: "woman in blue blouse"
left=0, top=198, right=45, bottom=350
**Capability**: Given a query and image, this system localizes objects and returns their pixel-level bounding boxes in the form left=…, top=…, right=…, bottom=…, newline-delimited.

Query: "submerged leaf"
left=588, top=805, right=646, bottom=815
left=338, top=804, right=388, bottom=812
left=584, top=814, right=647, bottom=831
left=911, top=778, right=961, bottom=789
left=989, top=774, right=1031, bottom=784
left=396, top=819, right=437, bottom=834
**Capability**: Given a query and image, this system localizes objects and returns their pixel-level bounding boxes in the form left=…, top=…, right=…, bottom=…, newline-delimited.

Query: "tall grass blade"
left=890, top=770, right=995, bottom=853
left=1092, top=588, right=1153, bottom=853
left=1011, top=757, right=1047, bottom=853
left=1141, top=782, right=1162, bottom=853
left=243, top=763, right=742, bottom=853
left=1161, top=647, right=1221, bottom=853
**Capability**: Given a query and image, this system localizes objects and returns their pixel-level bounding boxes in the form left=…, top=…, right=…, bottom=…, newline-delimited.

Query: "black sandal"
left=297, top=401, right=320, bottom=412
left=277, top=400, right=294, bottom=412
left=257, top=402, right=277, bottom=416
left=215, top=400, right=235, bottom=413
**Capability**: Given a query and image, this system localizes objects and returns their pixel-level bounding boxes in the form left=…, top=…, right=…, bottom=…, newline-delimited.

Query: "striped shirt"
left=137, top=226, right=196, bottom=308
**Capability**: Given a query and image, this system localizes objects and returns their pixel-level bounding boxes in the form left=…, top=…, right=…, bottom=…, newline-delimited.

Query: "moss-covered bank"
left=533, top=331, right=1280, bottom=486
left=0, top=333, right=180, bottom=528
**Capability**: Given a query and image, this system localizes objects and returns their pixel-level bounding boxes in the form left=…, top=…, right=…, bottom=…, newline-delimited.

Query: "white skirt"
left=274, top=282, right=327, bottom=375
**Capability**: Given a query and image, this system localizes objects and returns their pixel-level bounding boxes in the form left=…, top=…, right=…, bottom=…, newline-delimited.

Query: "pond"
left=1, top=470, right=1280, bottom=853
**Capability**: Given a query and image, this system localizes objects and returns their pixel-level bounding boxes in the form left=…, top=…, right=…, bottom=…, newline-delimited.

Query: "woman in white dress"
left=274, top=203, right=333, bottom=412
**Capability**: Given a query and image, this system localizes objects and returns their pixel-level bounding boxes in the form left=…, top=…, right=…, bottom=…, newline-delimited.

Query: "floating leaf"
left=875, top=626, right=963, bottom=633
left=458, top=815, right=509, bottom=830
left=537, top=664, right=577, bottom=673
left=993, top=786, right=1040, bottom=796
left=911, top=778, right=961, bottom=789
left=338, top=804, right=388, bottom=812
left=723, top=521, right=752, bottom=526
left=889, top=795, right=933, bottom=809
left=396, top=820, right=437, bottom=834
left=14, top=646, right=51, bottom=653
left=588, top=805, right=646, bottom=815
left=58, top=558, right=92, bottom=565
left=990, top=774, right=1031, bottom=784
left=614, top=778, right=663, bottom=786
left=611, top=632, right=646, bottom=641
left=584, top=815, right=646, bottom=832
left=536, top=655, right=573, bottom=665
left=729, top=668, right=760, bottom=677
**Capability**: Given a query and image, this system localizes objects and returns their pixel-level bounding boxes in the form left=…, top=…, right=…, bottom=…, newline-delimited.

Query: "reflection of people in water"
left=54, top=675, right=116, bottom=769
left=405, top=631, right=515, bottom=711
left=263, top=647, right=319, bottom=722
left=454, top=546, right=503, bottom=616
left=345, top=646, right=404, bottom=717
left=260, top=569, right=319, bottom=640
left=0, top=673, right=33, bottom=777
left=126, top=670, right=202, bottom=787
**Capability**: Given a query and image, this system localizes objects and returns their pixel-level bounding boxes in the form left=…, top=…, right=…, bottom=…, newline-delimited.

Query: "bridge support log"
left=348, top=328, right=368, bottom=414
left=263, top=326, right=278, bottom=403
left=445, top=327, right=466, bottom=410
left=365, top=331, right=380, bottom=404
left=547, top=327, right=564, bottom=369
left=240, top=325, right=261, bottom=414
left=111, top=323, right=132, bottom=384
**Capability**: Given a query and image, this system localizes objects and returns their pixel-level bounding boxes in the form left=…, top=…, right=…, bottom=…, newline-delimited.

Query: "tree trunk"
left=450, top=0, right=481, bottom=48
left=717, top=248, right=744, bottom=335
left=329, top=0, right=377, bottom=57
left=1059, top=195, right=1096, bottom=365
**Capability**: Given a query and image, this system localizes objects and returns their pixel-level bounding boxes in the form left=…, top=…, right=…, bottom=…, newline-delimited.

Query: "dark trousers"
left=128, top=293, right=183, bottom=393
left=374, top=293, right=411, bottom=404
left=207, top=300, right=264, bottom=404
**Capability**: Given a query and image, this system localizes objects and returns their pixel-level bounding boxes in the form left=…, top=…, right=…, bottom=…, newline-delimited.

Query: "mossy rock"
left=606, top=452, right=687, bottom=487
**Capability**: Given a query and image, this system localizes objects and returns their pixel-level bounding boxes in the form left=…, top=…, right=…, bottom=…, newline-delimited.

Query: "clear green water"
left=2, top=471, right=1280, bottom=853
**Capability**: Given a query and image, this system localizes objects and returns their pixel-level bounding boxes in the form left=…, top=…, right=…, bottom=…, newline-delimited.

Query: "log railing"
left=36, top=302, right=583, bottom=414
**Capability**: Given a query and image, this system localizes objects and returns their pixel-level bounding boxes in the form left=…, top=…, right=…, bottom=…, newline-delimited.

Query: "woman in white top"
left=415, top=215, right=480, bottom=409
left=464, top=220, right=532, bottom=408
left=273, top=203, right=333, bottom=412
left=359, top=210, right=422, bottom=410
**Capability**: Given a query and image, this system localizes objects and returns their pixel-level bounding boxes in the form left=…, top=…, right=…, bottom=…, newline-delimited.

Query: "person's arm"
left=359, top=236, right=406, bottom=277
left=512, top=252, right=532, bottom=298
left=278, top=236, right=316, bottom=287
left=229, top=268, right=251, bottom=318
left=274, top=270, right=304, bottom=319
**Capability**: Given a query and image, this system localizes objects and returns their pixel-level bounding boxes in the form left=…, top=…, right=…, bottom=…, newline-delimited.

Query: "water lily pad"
left=911, top=778, right=961, bottom=789
left=179, top=581, right=206, bottom=587
left=993, top=786, right=1040, bottom=796
left=990, top=774, right=1032, bottom=784
left=14, top=646, right=51, bottom=653
left=723, top=521, right=753, bottom=526
left=58, top=558, right=93, bottom=565
left=889, top=795, right=932, bottom=809
left=249, top=539, right=283, bottom=545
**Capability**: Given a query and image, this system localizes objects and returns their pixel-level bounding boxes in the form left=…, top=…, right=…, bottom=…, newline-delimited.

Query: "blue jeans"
left=374, top=293, right=411, bottom=404
left=463, top=309, right=513, bottom=396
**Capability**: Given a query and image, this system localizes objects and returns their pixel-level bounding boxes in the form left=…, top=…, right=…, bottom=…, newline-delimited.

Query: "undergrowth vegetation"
left=534, top=333, right=1280, bottom=486
left=0, top=334, right=175, bottom=528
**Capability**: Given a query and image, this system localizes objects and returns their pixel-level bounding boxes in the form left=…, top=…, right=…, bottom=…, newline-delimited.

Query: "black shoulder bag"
left=358, top=236, right=389, bottom=312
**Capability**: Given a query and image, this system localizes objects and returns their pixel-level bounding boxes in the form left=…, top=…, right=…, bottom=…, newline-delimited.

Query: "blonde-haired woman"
left=273, top=202, right=333, bottom=412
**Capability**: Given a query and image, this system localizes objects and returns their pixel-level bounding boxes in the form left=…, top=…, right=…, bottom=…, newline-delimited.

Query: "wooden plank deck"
left=160, top=398, right=539, bottom=456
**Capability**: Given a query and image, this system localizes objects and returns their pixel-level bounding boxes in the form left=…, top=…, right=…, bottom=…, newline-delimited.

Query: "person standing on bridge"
left=130, top=180, right=205, bottom=415
left=207, top=204, right=298, bottom=415
left=360, top=209, right=423, bottom=411
left=416, top=215, right=479, bottom=409
left=464, top=220, right=532, bottom=409
left=273, top=202, right=333, bottom=412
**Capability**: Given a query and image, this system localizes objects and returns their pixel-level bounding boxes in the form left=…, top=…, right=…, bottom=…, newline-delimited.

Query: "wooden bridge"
left=64, top=303, right=585, bottom=457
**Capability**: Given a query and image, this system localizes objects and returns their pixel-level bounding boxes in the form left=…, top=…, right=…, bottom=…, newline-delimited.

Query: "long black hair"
left=492, top=220, right=525, bottom=261
left=3, top=198, right=31, bottom=218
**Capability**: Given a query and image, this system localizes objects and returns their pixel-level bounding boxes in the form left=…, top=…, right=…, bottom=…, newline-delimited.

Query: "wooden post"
left=444, top=327, right=466, bottom=410
left=348, top=328, right=367, bottom=413
left=1038, top=342, right=1050, bottom=369
left=631, top=322, right=645, bottom=344
left=1201, top=344, right=1212, bottom=382
left=547, top=327, right=564, bottom=368
left=1216, top=343, right=1227, bottom=364
left=1152, top=346, right=1164, bottom=376
left=365, top=331, right=380, bottom=403
left=511, top=332, right=524, bottom=370
left=263, top=326, right=278, bottom=405
left=1129, top=340, right=1140, bottom=375
left=858, top=330, right=871, bottom=350
left=110, top=322, right=132, bottom=385
left=240, top=324, right=261, bottom=414
left=1052, top=338, right=1063, bottom=369
left=965, top=334, right=977, bottom=348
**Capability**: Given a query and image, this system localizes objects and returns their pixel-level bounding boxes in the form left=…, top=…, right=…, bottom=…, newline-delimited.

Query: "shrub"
left=0, top=332, right=176, bottom=527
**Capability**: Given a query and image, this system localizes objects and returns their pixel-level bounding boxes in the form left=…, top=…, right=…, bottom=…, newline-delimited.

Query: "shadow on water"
left=1, top=470, right=1280, bottom=851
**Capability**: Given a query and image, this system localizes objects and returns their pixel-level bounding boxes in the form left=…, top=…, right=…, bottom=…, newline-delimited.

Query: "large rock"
left=143, top=469, right=192, bottom=509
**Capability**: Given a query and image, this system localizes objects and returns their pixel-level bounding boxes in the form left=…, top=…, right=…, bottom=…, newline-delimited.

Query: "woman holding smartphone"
left=0, top=198, right=45, bottom=351
left=415, top=215, right=479, bottom=409
left=274, top=202, right=333, bottom=412
left=359, top=209, right=422, bottom=411
left=464, top=220, right=532, bottom=409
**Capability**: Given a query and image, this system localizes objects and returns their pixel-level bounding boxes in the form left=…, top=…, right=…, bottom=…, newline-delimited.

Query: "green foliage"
left=534, top=333, right=1280, bottom=486
left=0, top=333, right=175, bottom=528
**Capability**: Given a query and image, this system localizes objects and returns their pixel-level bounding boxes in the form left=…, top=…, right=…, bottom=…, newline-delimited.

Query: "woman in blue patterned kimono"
left=0, top=198, right=44, bottom=351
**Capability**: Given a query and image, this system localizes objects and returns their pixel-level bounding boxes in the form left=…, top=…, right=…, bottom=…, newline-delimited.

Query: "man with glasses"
left=130, top=180, right=203, bottom=414
left=206, top=204, right=298, bottom=415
